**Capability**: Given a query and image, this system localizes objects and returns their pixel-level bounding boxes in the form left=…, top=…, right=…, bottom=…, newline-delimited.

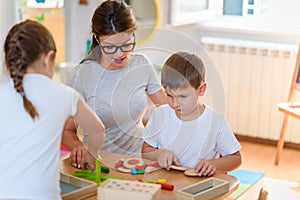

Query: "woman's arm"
left=147, top=89, right=167, bottom=106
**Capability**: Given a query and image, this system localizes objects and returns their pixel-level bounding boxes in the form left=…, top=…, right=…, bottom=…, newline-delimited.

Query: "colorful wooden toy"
left=115, top=158, right=159, bottom=174
left=98, top=179, right=161, bottom=200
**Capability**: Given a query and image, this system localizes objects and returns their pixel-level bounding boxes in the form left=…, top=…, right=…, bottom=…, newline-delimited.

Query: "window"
left=168, top=0, right=215, bottom=25
left=223, top=0, right=268, bottom=16
left=168, top=0, right=300, bottom=34
left=26, top=0, right=63, bottom=8
left=22, top=0, right=65, bottom=65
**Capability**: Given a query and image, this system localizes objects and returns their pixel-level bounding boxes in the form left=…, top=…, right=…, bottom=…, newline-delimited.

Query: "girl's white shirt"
left=0, top=74, right=79, bottom=200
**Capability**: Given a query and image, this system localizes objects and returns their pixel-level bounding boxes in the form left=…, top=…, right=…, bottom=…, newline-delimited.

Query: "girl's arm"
left=74, top=96, right=105, bottom=158
left=62, top=117, right=83, bottom=151
left=62, top=117, right=89, bottom=168
left=62, top=97, right=105, bottom=169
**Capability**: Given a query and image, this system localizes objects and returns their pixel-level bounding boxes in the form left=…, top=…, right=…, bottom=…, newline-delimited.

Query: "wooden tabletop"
left=60, top=151, right=240, bottom=200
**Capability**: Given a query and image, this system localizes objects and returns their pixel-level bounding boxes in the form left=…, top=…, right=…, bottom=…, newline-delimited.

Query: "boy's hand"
left=70, top=146, right=96, bottom=170
left=157, top=149, right=181, bottom=170
left=194, top=160, right=216, bottom=176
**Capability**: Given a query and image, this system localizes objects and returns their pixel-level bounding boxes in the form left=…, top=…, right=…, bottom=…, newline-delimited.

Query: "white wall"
left=0, top=0, right=20, bottom=82
left=62, top=0, right=300, bottom=143
left=137, top=0, right=300, bottom=144
left=136, top=1, right=226, bottom=112
left=64, top=0, right=103, bottom=64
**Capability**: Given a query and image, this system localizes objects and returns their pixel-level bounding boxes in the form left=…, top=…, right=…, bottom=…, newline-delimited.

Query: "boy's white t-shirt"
left=143, top=104, right=241, bottom=168
left=0, top=74, right=79, bottom=200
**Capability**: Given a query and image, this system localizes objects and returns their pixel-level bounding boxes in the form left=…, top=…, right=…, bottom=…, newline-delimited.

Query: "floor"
left=238, top=140, right=300, bottom=199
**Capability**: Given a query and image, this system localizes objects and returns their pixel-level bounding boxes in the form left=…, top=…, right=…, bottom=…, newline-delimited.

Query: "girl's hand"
left=157, top=149, right=181, bottom=170
left=70, top=145, right=96, bottom=170
left=194, top=160, right=216, bottom=176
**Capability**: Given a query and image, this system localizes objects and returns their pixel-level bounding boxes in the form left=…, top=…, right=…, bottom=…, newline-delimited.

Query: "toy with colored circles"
left=123, top=157, right=144, bottom=169
left=114, top=158, right=200, bottom=176
left=98, top=179, right=161, bottom=200
left=114, top=158, right=160, bottom=174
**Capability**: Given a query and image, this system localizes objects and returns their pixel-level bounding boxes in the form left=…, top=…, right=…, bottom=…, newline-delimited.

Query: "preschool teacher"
left=62, top=0, right=167, bottom=169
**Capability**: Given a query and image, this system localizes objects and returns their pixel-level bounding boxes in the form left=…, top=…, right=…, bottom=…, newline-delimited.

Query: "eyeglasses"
left=100, top=42, right=136, bottom=54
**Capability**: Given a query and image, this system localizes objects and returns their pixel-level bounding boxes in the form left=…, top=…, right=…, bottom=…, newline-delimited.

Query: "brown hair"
left=4, top=19, right=56, bottom=120
left=161, top=52, right=206, bottom=89
left=85, top=0, right=137, bottom=61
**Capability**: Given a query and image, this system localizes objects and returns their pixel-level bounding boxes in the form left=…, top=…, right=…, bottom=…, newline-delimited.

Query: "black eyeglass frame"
left=99, top=33, right=136, bottom=54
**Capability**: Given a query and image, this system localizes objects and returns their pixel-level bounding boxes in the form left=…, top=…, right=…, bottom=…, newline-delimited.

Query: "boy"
left=142, top=52, right=241, bottom=176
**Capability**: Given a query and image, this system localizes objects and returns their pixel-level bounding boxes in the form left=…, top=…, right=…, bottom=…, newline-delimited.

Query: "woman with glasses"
left=62, top=0, right=167, bottom=169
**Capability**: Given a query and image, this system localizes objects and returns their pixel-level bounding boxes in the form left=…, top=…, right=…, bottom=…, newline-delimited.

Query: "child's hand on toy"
left=70, top=145, right=95, bottom=170
left=157, top=149, right=181, bottom=170
left=194, top=160, right=216, bottom=176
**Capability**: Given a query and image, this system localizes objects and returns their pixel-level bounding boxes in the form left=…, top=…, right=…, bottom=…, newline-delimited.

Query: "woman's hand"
left=70, top=145, right=96, bottom=170
left=194, top=160, right=216, bottom=176
left=157, top=149, right=181, bottom=170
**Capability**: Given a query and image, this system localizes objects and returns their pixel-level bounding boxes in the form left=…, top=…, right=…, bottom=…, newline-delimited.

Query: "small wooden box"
left=176, top=177, right=229, bottom=200
left=60, top=172, right=98, bottom=200
left=98, top=179, right=161, bottom=200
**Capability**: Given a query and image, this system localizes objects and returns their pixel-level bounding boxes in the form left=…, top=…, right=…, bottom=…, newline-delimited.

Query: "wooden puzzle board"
left=60, top=172, right=97, bottom=200
left=176, top=177, right=229, bottom=200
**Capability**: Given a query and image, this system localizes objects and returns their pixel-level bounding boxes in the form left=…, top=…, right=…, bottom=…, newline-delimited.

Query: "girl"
left=0, top=20, right=105, bottom=200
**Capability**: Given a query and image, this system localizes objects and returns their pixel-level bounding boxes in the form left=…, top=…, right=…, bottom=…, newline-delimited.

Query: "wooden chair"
left=275, top=45, right=300, bottom=165
left=257, top=187, right=268, bottom=200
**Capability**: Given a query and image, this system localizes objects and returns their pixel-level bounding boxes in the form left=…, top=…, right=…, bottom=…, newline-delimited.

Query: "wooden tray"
left=60, top=172, right=97, bottom=200
left=176, top=177, right=229, bottom=200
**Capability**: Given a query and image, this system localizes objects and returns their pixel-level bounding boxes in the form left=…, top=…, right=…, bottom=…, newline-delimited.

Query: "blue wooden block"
left=130, top=167, right=137, bottom=175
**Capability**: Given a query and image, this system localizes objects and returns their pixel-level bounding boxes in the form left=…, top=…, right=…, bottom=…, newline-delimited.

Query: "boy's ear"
left=197, top=82, right=207, bottom=96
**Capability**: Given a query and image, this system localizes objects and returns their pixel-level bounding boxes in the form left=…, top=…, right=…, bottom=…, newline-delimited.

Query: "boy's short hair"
left=161, top=52, right=205, bottom=89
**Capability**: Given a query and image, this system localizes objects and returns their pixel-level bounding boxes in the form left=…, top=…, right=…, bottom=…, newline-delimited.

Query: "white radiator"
left=201, top=37, right=300, bottom=143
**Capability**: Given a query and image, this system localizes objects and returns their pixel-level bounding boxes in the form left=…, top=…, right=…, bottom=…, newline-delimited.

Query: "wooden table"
left=60, top=151, right=239, bottom=200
